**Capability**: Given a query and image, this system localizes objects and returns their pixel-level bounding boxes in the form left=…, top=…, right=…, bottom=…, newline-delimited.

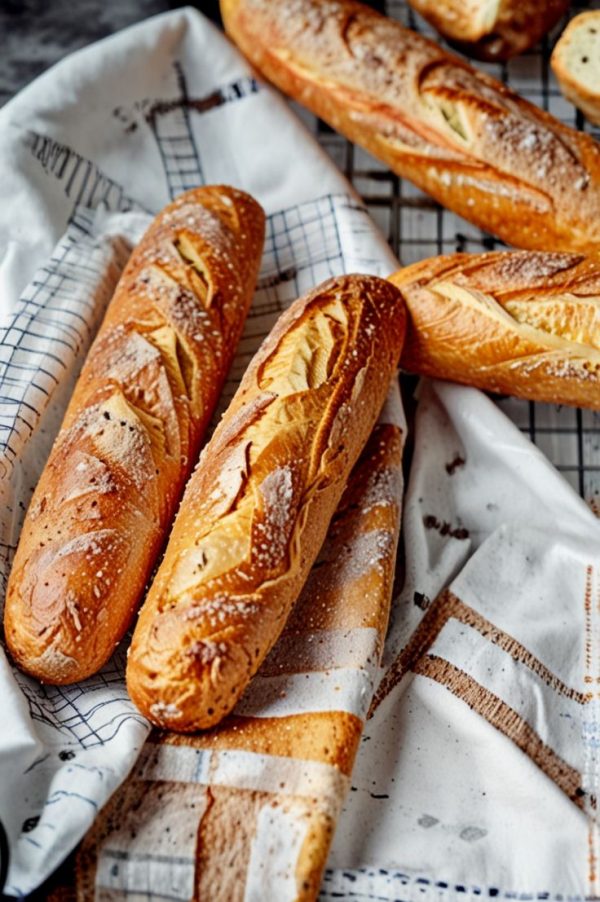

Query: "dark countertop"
left=0, top=0, right=224, bottom=107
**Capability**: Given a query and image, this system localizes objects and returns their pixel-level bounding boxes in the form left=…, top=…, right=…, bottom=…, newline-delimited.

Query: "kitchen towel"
left=0, top=6, right=599, bottom=900
left=0, top=8, right=397, bottom=894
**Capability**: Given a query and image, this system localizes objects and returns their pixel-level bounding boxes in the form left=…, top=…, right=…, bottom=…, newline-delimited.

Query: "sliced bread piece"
left=552, top=11, right=600, bottom=126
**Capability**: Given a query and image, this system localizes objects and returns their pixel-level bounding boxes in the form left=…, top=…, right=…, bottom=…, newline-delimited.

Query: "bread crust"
left=551, top=12, right=600, bottom=128
left=126, top=274, right=406, bottom=732
left=408, top=0, right=500, bottom=44
left=221, top=0, right=600, bottom=254
left=407, top=0, right=569, bottom=61
left=77, top=407, right=404, bottom=900
left=4, top=186, right=265, bottom=684
left=389, top=250, right=600, bottom=409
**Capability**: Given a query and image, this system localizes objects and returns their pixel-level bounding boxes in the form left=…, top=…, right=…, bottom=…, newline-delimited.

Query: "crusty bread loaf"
left=409, top=0, right=505, bottom=44
left=221, top=0, right=600, bottom=254
left=78, top=390, right=405, bottom=902
left=406, top=0, right=569, bottom=61
left=389, top=250, right=600, bottom=409
left=4, top=186, right=265, bottom=684
left=126, top=275, right=406, bottom=732
left=552, top=12, right=600, bottom=127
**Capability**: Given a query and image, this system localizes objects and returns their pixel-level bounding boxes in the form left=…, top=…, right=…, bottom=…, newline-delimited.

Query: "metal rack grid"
left=303, top=0, right=600, bottom=511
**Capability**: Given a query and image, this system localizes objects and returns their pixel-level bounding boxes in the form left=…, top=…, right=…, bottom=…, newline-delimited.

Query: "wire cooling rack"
left=297, top=0, right=600, bottom=511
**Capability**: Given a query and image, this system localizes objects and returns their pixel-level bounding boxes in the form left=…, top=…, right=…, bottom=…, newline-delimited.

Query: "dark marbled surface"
left=0, top=0, right=224, bottom=107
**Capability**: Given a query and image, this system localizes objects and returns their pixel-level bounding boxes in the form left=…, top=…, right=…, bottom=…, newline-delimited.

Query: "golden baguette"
left=389, top=250, right=600, bottom=409
left=4, top=187, right=265, bottom=684
left=78, top=398, right=405, bottom=901
left=405, top=0, right=569, bottom=61
left=221, top=0, right=600, bottom=254
left=126, top=275, right=406, bottom=732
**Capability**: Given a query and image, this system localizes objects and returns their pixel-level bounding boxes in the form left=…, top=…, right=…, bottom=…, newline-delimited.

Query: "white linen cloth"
left=0, top=6, right=598, bottom=900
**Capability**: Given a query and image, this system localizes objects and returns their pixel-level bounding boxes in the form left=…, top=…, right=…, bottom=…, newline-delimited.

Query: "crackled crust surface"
left=77, top=409, right=405, bottom=900
left=126, top=274, right=406, bottom=732
left=390, top=250, right=600, bottom=408
left=4, top=186, right=265, bottom=684
left=406, top=0, right=569, bottom=61
left=221, top=0, right=600, bottom=253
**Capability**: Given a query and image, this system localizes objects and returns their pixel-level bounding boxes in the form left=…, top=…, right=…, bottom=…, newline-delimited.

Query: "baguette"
left=221, top=0, right=600, bottom=254
left=406, top=0, right=569, bottom=61
left=551, top=12, right=600, bottom=127
left=126, top=274, right=406, bottom=732
left=4, top=186, right=265, bottom=684
left=389, top=250, right=600, bottom=409
left=78, top=394, right=405, bottom=901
